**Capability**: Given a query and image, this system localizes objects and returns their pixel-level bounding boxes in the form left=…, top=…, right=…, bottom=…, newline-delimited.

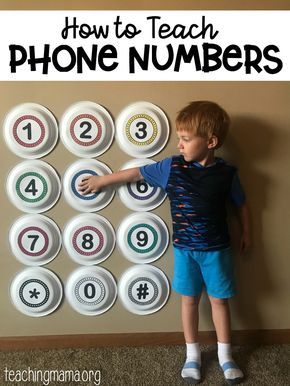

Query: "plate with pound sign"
left=60, top=101, right=115, bottom=158
left=3, top=103, right=58, bottom=159
left=9, top=214, right=62, bottom=266
left=63, top=159, right=115, bottom=212
left=65, top=266, right=117, bottom=315
left=63, top=213, right=115, bottom=265
left=118, top=265, right=170, bottom=315
left=117, top=212, right=169, bottom=264
left=118, top=159, right=167, bottom=211
left=10, top=267, right=63, bottom=317
left=116, top=101, right=169, bottom=158
left=6, top=160, right=61, bottom=213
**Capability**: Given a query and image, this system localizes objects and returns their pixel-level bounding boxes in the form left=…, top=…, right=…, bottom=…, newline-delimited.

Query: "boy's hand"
left=78, top=176, right=102, bottom=195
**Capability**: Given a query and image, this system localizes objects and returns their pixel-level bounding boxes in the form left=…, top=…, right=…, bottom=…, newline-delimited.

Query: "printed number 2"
left=79, top=121, right=92, bottom=139
left=135, top=121, right=147, bottom=140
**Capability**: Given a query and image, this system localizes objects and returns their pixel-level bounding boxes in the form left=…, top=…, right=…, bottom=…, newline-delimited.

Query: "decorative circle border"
left=13, top=115, right=46, bottom=148
left=16, top=172, right=48, bottom=203
left=17, top=226, right=49, bottom=257
left=72, top=226, right=104, bottom=256
left=74, top=277, right=106, bottom=305
left=125, top=114, right=158, bottom=146
left=19, top=279, right=50, bottom=308
left=127, top=224, right=158, bottom=254
left=71, top=170, right=98, bottom=200
left=70, top=114, right=102, bottom=146
left=128, top=277, right=159, bottom=306
left=126, top=182, right=157, bottom=201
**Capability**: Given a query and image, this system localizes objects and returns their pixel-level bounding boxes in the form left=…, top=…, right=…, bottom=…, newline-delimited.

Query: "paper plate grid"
left=3, top=103, right=58, bottom=159
left=116, top=101, right=169, bottom=158
left=118, top=159, right=167, bottom=211
left=10, top=267, right=63, bottom=317
left=66, top=266, right=117, bottom=315
left=117, top=212, right=169, bottom=264
left=60, top=101, right=115, bottom=158
left=9, top=214, right=62, bottom=266
left=63, top=213, right=115, bottom=265
left=63, top=159, right=115, bottom=212
left=118, top=265, right=170, bottom=315
left=6, top=160, right=61, bottom=213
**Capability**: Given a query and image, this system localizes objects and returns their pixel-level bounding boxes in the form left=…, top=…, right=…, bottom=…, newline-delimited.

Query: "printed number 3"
left=135, top=121, right=147, bottom=140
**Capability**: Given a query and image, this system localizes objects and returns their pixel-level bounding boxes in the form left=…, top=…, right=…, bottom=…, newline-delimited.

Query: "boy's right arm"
left=78, top=167, right=143, bottom=195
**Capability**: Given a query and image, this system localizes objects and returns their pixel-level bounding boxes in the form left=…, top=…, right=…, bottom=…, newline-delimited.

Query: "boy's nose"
left=177, top=141, right=183, bottom=149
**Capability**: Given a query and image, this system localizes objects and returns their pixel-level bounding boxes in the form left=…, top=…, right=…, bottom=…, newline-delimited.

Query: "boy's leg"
left=181, top=295, right=201, bottom=384
left=209, top=296, right=244, bottom=385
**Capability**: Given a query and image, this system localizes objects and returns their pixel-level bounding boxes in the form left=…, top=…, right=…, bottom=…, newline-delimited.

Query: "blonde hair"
left=176, top=101, right=230, bottom=149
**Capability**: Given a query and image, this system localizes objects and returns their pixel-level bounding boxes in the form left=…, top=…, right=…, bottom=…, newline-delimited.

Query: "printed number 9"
left=136, top=231, right=148, bottom=247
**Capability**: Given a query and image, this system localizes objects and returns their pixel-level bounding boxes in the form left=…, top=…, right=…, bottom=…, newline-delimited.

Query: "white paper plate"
left=6, top=160, right=61, bottom=213
left=60, top=101, right=114, bottom=158
left=10, top=267, right=63, bottom=317
left=9, top=214, right=61, bottom=266
left=116, top=101, right=169, bottom=158
left=118, top=159, right=167, bottom=211
left=118, top=265, right=170, bottom=315
left=66, top=266, right=117, bottom=315
left=117, top=212, right=169, bottom=264
left=3, top=103, right=58, bottom=159
left=63, top=159, right=115, bottom=212
left=63, top=213, right=115, bottom=265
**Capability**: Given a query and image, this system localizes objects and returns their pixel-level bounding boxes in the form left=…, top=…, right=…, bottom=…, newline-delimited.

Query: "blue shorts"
left=172, top=247, right=236, bottom=299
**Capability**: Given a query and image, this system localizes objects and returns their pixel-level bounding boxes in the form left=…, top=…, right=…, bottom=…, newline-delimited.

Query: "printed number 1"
left=22, top=122, right=32, bottom=140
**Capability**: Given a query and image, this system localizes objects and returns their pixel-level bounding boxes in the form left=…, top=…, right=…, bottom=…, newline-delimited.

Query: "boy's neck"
left=195, top=151, right=216, bottom=167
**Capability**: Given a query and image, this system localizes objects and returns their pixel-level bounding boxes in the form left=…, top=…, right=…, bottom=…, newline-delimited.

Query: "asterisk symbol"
left=29, top=288, right=40, bottom=299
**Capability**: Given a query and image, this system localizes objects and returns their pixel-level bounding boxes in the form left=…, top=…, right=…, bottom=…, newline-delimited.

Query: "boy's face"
left=177, top=130, right=214, bottom=164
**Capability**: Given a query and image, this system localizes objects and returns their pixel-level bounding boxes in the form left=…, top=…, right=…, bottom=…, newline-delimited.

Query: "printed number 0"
left=84, top=283, right=96, bottom=299
left=135, top=121, right=147, bottom=140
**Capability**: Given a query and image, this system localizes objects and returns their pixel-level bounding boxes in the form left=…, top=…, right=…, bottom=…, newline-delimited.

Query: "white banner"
left=0, top=10, right=289, bottom=81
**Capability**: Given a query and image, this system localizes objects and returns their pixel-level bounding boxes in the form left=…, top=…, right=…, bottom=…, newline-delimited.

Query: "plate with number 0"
left=66, top=266, right=117, bottom=315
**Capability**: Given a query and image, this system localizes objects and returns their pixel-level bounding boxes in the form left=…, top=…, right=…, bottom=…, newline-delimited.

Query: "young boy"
left=78, top=101, right=250, bottom=385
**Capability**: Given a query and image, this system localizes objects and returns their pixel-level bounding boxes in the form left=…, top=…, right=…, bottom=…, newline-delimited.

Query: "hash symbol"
left=29, top=288, right=40, bottom=299
left=136, top=283, right=149, bottom=300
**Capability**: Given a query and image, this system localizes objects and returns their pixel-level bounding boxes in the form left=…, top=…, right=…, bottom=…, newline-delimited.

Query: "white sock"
left=218, top=342, right=243, bottom=382
left=181, top=343, right=201, bottom=382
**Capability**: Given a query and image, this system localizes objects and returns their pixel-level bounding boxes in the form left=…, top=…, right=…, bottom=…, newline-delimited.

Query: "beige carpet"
left=0, top=344, right=289, bottom=385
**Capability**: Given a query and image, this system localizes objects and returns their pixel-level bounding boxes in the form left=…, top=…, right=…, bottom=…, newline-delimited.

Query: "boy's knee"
left=182, top=295, right=201, bottom=306
left=208, top=296, right=228, bottom=306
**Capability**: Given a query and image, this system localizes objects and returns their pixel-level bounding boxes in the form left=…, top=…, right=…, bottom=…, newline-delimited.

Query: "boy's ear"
left=208, top=135, right=218, bottom=149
